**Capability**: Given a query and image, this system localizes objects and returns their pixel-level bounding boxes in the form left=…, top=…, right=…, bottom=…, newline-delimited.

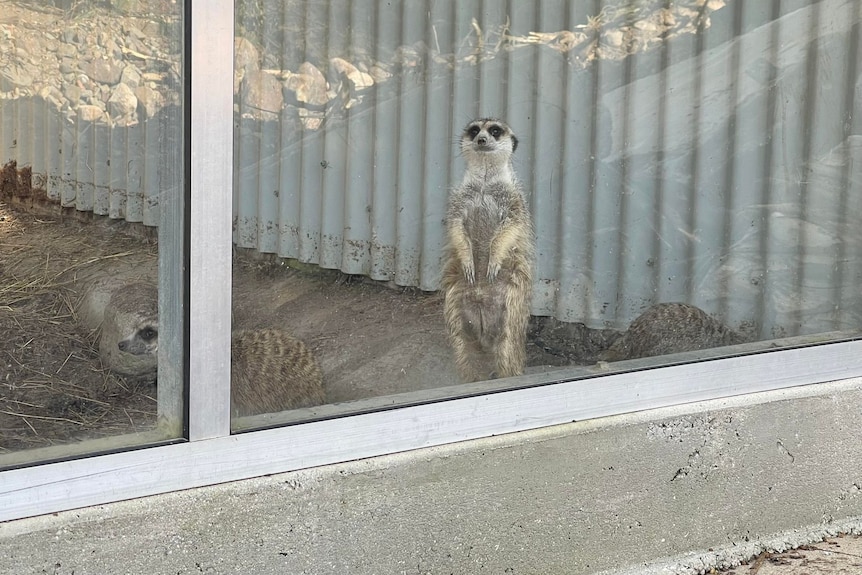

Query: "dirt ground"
left=713, top=534, right=862, bottom=574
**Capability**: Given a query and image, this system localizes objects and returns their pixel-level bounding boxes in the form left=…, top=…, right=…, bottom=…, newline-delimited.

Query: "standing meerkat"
left=442, top=118, right=534, bottom=382
left=599, top=302, right=746, bottom=362
left=97, top=281, right=325, bottom=416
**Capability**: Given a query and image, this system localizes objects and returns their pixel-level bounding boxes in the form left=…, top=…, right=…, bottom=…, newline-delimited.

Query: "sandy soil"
left=714, top=534, right=862, bottom=574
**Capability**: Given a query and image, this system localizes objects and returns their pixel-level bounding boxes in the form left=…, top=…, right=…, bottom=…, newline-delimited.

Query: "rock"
left=80, top=87, right=95, bottom=103
left=242, top=69, right=283, bottom=119
left=284, top=62, right=332, bottom=106
left=369, top=65, right=392, bottom=83
left=38, top=85, right=65, bottom=109
left=135, top=85, right=164, bottom=118
left=58, top=57, right=76, bottom=74
left=299, top=61, right=326, bottom=85
left=82, top=56, right=123, bottom=85
left=604, top=29, right=625, bottom=48
left=139, top=20, right=162, bottom=39
left=57, top=42, right=77, bottom=58
left=0, top=64, right=33, bottom=89
left=108, top=82, right=138, bottom=119
left=44, top=36, right=59, bottom=53
left=63, top=83, right=82, bottom=104
left=125, top=35, right=151, bottom=57
left=297, top=109, right=323, bottom=131
left=120, top=64, right=142, bottom=89
left=124, top=24, right=147, bottom=41
left=104, top=38, right=122, bottom=59
left=330, top=57, right=374, bottom=89
left=82, top=31, right=98, bottom=48
left=86, top=96, right=105, bottom=110
left=18, top=36, right=43, bottom=57
left=78, top=104, right=105, bottom=122
left=394, top=43, right=423, bottom=67
left=233, top=37, right=260, bottom=95
left=235, top=37, right=260, bottom=72
left=98, top=83, right=112, bottom=103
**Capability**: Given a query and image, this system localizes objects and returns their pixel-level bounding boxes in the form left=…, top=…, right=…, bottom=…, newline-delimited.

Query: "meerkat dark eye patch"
left=139, top=326, right=158, bottom=341
left=489, top=125, right=502, bottom=138
left=468, top=125, right=481, bottom=138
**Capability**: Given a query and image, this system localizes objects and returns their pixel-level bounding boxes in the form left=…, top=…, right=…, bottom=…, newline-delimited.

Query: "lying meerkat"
left=229, top=328, right=325, bottom=416
left=98, top=281, right=325, bottom=416
left=98, top=281, right=160, bottom=378
left=441, top=118, right=534, bottom=382
left=599, top=302, right=745, bottom=362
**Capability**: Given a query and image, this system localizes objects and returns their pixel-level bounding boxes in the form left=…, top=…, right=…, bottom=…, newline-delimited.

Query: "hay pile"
left=0, top=199, right=157, bottom=454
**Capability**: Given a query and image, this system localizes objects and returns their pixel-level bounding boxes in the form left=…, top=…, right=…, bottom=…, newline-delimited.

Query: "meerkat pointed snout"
left=442, top=118, right=534, bottom=383
left=117, top=324, right=158, bottom=354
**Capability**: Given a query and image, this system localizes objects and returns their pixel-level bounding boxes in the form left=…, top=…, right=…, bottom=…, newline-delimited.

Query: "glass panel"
left=0, top=0, right=184, bottom=466
left=229, top=0, right=862, bottom=430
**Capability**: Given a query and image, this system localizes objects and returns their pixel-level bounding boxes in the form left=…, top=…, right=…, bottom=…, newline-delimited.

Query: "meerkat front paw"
left=487, top=259, right=500, bottom=281
left=464, top=260, right=476, bottom=284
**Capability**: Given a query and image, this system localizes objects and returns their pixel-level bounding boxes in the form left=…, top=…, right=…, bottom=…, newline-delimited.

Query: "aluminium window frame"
left=2, top=1, right=862, bottom=523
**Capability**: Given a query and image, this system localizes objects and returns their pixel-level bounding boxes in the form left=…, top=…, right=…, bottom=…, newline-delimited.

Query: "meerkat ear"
left=511, top=134, right=518, bottom=153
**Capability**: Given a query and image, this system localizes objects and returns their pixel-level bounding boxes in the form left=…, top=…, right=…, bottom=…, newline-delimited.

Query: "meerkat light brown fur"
left=442, top=118, right=534, bottom=382
left=99, top=281, right=160, bottom=378
left=230, top=328, right=325, bottom=416
left=599, top=302, right=745, bottom=362
left=97, top=282, right=325, bottom=416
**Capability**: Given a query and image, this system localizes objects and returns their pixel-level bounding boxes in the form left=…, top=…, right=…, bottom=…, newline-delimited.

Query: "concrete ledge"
left=2, top=378, right=861, bottom=574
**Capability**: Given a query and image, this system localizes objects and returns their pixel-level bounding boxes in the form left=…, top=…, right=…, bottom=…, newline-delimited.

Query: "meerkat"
left=99, top=281, right=160, bottom=378
left=599, top=302, right=745, bottom=362
left=98, top=281, right=325, bottom=416
left=230, top=328, right=325, bottom=416
left=441, top=118, right=534, bottom=382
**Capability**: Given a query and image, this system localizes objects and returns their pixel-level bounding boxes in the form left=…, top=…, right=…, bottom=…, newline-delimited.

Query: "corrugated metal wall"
left=3, top=0, right=860, bottom=339
left=36, top=105, right=166, bottom=227
left=232, top=0, right=862, bottom=337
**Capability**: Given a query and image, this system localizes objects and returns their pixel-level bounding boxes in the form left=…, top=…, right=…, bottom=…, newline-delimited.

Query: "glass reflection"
left=0, top=0, right=183, bottom=464
left=229, top=0, right=861, bottom=428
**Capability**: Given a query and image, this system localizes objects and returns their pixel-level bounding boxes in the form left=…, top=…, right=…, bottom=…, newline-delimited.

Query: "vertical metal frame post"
left=188, top=0, right=234, bottom=439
